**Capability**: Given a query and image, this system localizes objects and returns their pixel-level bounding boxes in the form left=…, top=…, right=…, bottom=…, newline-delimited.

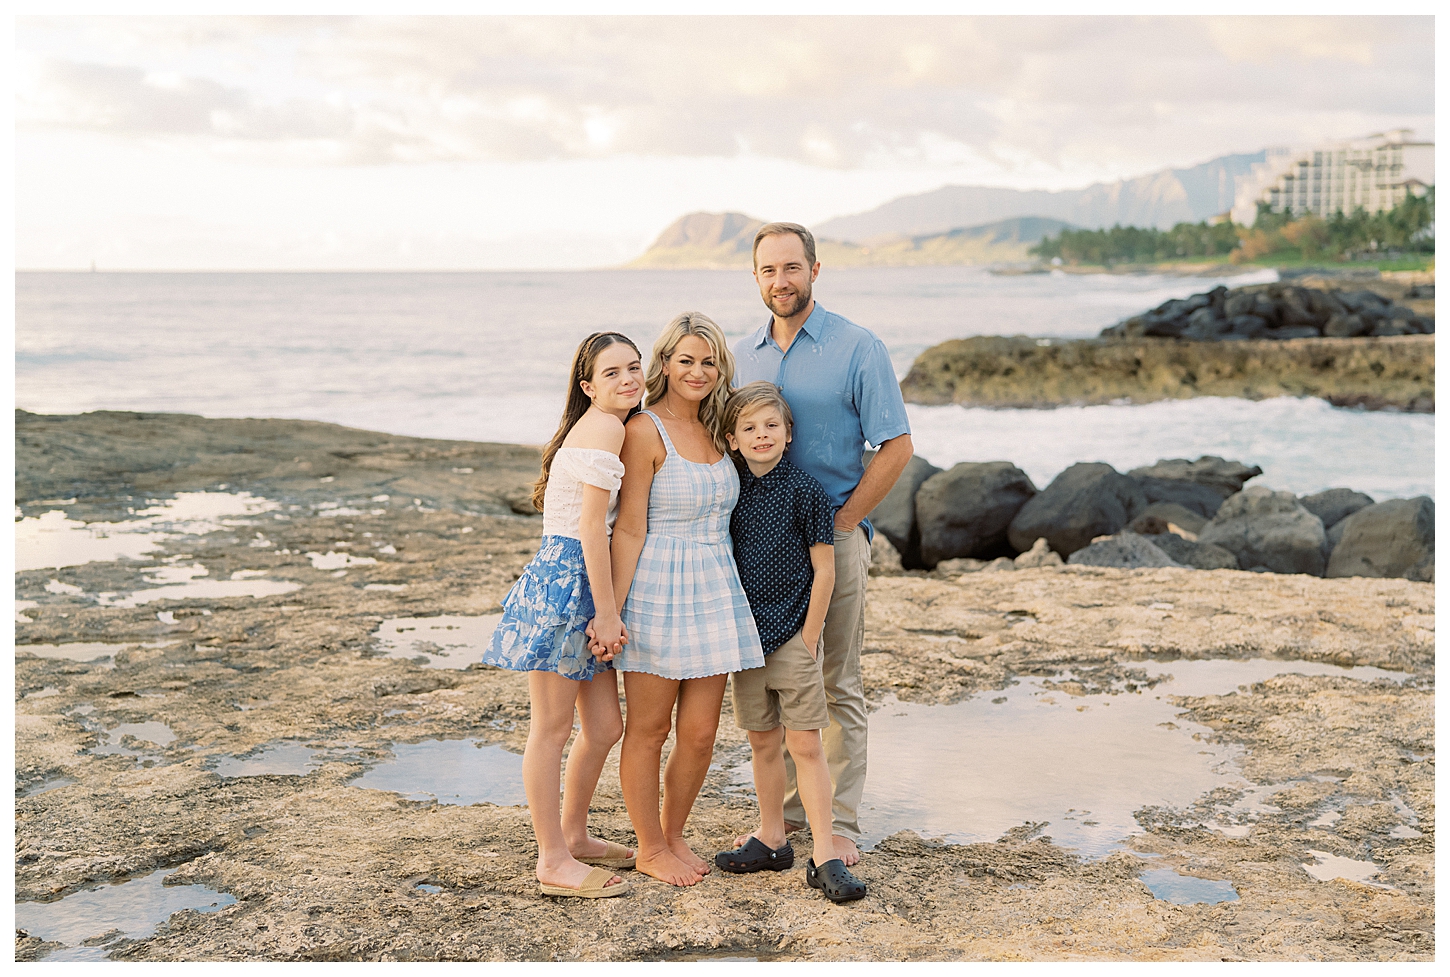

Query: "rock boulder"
left=1066, top=533, right=1185, bottom=569
left=1147, top=532, right=1240, bottom=570
left=1198, top=487, right=1328, bottom=575
left=1130, top=502, right=1208, bottom=536
left=866, top=451, right=941, bottom=569
left=1013, top=537, right=1064, bottom=569
left=1131, top=476, right=1228, bottom=518
left=1007, top=462, right=1147, bottom=557
left=1326, top=497, right=1434, bottom=581
left=1299, top=488, right=1375, bottom=530
left=1128, top=456, right=1263, bottom=500
left=915, top=462, right=1037, bottom=568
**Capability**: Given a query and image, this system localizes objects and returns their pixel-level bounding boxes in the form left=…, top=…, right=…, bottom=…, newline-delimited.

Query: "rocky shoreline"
left=899, top=334, right=1433, bottom=413
left=900, top=276, right=1435, bottom=412
left=14, top=411, right=1435, bottom=961
left=868, top=452, right=1434, bottom=585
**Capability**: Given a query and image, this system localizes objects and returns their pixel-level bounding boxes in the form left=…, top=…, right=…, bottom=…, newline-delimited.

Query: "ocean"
left=14, top=267, right=1433, bottom=501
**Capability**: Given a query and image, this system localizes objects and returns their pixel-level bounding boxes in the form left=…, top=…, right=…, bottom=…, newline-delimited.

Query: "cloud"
left=16, top=16, right=1434, bottom=172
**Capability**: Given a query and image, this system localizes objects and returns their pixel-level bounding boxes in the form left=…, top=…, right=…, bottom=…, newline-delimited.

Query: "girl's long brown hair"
left=531, top=331, right=641, bottom=513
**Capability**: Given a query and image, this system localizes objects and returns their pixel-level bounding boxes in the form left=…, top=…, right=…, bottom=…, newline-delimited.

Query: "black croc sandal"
left=807, top=858, right=867, bottom=903
left=714, top=837, right=795, bottom=874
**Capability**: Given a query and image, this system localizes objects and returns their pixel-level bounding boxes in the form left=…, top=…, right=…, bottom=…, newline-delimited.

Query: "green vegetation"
left=1030, top=189, right=1435, bottom=267
left=1028, top=220, right=1240, bottom=265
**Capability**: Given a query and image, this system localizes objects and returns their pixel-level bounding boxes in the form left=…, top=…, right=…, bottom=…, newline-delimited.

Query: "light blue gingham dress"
left=617, top=411, right=765, bottom=680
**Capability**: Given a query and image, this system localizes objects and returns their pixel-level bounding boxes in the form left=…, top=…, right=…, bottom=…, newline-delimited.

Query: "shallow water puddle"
left=17, top=643, right=122, bottom=669
left=21, top=776, right=78, bottom=798
left=852, top=658, right=1409, bottom=856
left=349, top=738, right=526, bottom=806
left=208, top=741, right=329, bottom=777
left=1301, top=849, right=1394, bottom=889
left=372, top=615, right=504, bottom=669
left=15, top=491, right=277, bottom=572
left=1139, top=868, right=1239, bottom=905
left=90, top=721, right=178, bottom=757
left=96, top=565, right=300, bottom=608
left=17, top=639, right=179, bottom=669
left=15, top=867, right=236, bottom=961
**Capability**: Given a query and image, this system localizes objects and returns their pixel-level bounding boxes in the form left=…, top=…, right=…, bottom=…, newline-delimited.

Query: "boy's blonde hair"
left=723, top=382, right=794, bottom=459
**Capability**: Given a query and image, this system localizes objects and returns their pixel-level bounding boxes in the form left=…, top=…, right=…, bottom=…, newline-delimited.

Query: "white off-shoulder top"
left=541, top=447, right=627, bottom=540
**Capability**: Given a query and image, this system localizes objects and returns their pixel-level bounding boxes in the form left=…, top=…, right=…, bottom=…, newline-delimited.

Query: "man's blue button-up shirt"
left=732, top=302, right=911, bottom=536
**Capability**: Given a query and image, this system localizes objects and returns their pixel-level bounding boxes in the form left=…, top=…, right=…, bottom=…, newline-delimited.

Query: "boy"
left=713, top=381, right=868, bottom=903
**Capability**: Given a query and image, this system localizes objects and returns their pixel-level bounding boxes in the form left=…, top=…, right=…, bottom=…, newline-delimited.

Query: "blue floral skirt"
left=483, top=535, right=612, bottom=682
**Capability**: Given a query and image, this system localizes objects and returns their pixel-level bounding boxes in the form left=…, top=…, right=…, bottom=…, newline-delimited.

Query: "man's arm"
left=834, top=432, right=913, bottom=533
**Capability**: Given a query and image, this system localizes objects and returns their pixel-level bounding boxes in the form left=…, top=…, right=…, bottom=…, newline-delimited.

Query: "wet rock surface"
left=898, top=334, right=1434, bottom=412
left=14, top=411, right=1434, bottom=961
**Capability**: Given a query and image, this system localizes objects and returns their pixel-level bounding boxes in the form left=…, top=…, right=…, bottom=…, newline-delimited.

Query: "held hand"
left=589, top=616, right=628, bottom=661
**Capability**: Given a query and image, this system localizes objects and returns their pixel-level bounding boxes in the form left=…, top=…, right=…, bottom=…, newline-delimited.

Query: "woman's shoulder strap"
left=637, top=409, right=675, bottom=455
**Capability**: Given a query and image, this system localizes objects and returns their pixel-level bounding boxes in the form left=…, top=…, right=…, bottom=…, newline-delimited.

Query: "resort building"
left=1229, top=131, right=1434, bottom=225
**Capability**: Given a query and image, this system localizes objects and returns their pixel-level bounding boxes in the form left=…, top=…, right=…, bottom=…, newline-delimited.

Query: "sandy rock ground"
left=14, top=412, right=1434, bottom=961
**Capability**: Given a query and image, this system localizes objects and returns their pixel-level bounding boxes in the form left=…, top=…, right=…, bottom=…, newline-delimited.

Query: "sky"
left=14, top=13, right=1436, bottom=270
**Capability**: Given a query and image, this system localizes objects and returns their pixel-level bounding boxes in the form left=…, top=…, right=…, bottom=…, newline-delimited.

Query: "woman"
left=607, top=312, right=765, bottom=887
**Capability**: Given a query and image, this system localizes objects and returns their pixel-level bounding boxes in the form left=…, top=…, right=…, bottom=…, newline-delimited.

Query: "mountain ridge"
left=625, top=214, right=1074, bottom=270
left=815, top=151, right=1266, bottom=242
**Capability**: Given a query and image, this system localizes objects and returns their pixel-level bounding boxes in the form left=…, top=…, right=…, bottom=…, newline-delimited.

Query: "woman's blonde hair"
left=531, top=331, right=641, bottom=512
left=644, top=312, right=735, bottom=453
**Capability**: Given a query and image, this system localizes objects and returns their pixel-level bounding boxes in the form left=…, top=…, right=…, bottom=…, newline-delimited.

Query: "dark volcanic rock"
left=1299, top=488, right=1375, bottom=530
left=1198, top=487, right=1328, bottom=576
left=1148, top=532, right=1240, bottom=570
left=1007, top=463, right=1147, bottom=557
left=1326, top=497, right=1434, bottom=581
left=1130, top=502, right=1208, bottom=535
left=1324, top=313, right=1369, bottom=338
left=866, top=451, right=942, bottom=570
left=1099, top=282, right=1433, bottom=345
left=916, top=462, right=1038, bottom=568
left=1131, top=476, right=1228, bottom=519
left=1066, top=532, right=1184, bottom=569
left=1128, top=456, right=1263, bottom=500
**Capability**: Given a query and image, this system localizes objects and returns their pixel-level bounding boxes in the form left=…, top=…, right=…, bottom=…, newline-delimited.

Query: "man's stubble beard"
left=765, top=281, right=812, bottom=320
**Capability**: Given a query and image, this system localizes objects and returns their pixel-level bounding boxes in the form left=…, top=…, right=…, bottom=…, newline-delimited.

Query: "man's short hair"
left=724, top=381, right=794, bottom=457
left=752, top=222, right=816, bottom=270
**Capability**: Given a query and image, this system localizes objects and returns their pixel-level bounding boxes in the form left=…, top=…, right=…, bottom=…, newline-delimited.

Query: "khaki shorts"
left=731, top=629, right=829, bottom=732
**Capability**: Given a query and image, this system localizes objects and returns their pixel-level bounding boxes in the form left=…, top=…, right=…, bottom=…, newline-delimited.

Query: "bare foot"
left=537, top=857, right=623, bottom=891
left=666, top=836, right=710, bottom=876
left=568, top=836, right=635, bottom=862
left=635, top=846, right=701, bottom=887
left=833, top=835, right=860, bottom=866
left=733, top=821, right=802, bottom=849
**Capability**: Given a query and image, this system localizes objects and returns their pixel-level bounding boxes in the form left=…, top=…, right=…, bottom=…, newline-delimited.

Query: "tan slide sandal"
left=579, top=841, right=636, bottom=870
left=540, top=866, right=631, bottom=899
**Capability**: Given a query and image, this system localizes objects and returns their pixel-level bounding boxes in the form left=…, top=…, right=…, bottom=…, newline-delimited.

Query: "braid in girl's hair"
left=530, top=331, right=641, bottom=512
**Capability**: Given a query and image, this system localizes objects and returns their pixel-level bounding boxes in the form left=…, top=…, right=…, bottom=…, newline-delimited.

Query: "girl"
left=607, top=312, right=766, bottom=887
left=482, top=331, right=642, bottom=899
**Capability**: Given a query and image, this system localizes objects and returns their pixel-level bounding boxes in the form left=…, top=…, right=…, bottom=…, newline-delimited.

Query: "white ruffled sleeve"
left=577, top=452, right=625, bottom=491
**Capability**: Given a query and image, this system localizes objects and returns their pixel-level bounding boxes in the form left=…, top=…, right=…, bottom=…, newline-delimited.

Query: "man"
left=732, top=221, right=913, bottom=866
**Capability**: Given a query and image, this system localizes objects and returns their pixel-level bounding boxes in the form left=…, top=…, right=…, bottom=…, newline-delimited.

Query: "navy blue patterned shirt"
left=729, top=457, right=837, bottom=655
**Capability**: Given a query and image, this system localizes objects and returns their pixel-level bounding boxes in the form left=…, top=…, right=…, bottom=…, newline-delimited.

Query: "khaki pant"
left=781, top=524, right=870, bottom=840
